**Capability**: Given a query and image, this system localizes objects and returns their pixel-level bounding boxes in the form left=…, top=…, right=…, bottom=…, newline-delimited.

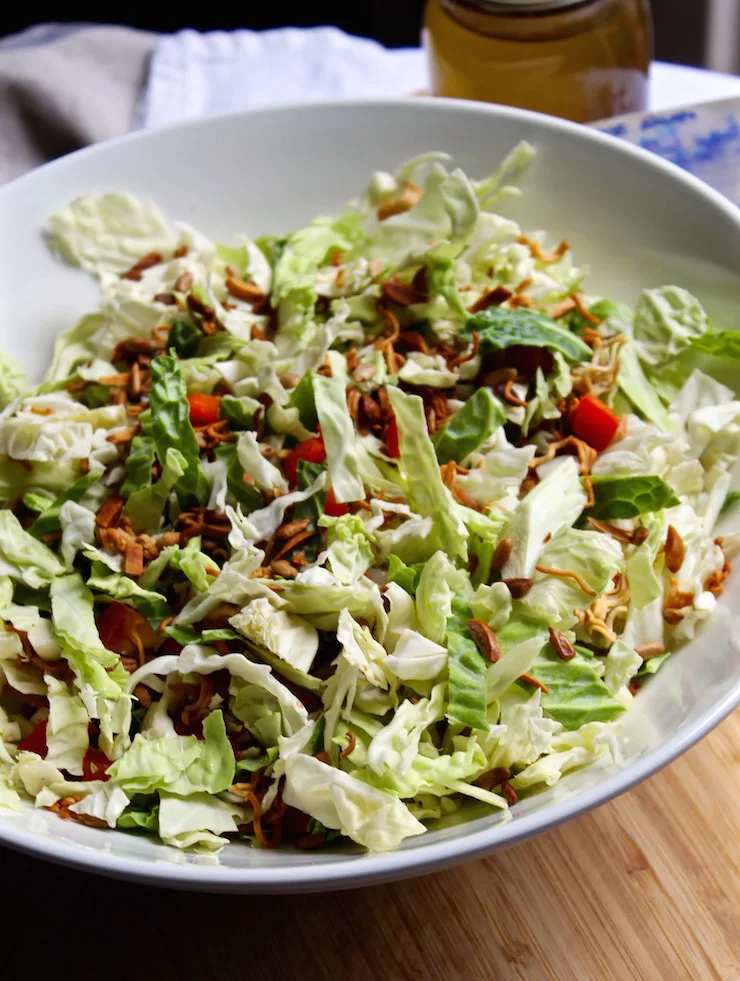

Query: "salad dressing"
left=423, top=0, right=653, bottom=122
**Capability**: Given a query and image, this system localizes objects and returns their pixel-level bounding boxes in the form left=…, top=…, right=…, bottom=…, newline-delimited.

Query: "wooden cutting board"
left=3, top=709, right=738, bottom=980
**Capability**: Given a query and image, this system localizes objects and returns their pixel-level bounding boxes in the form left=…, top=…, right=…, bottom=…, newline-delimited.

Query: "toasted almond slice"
left=466, top=620, right=501, bottom=663
left=634, top=642, right=666, bottom=659
left=633, top=525, right=649, bottom=546
left=502, top=577, right=533, bottom=599
left=501, top=782, right=519, bottom=806
left=270, top=559, right=298, bottom=579
left=377, top=182, right=422, bottom=222
left=452, top=483, right=481, bottom=512
left=99, top=372, right=131, bottom=387
left=106, top=426, right=140, bottom=446
left=226, top=275, right=266, bottom=304
left=275, top=518, right=312, bottom=541
left=272, top=529, right=316, bottom=563
left=121, top=251, right=162, bottom=282
left=491, top=537, right=513, bottom=573
left=548, top=627, right=576, bottom=661
left=664, top=524, right=685, bottom=574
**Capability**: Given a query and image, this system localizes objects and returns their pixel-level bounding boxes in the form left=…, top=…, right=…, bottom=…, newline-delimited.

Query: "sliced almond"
left=271, top=529, right=316, bottom=563
left=663, top=609, right=685, bottom=625
left=278, top=372, right=300, bottom=389
left=466, top=620, right=501, bottom=663
left=106, top=426, right=140, bottom=446
left=664, top=524, right=685, bottom=574
left=501, top=782, right=518, bottom=806
left=632, top=525, right=649, bottom=547
left=270, top=559, right=298, bottom=579
left=275, top=518, right=312, bottom=541
left=548, top=627, right=576, bottom=661
left=475, top=766, right=510, bottom=790
left=346, top=388, right=362, bottom=420
left=491, top=537, right=513, bottom=573
left=361, top=393, right=382, bottom=424
left=173, top=271, right=194, bottom=293
left=634, top=642, right=666, bottom=659
left=225, top=275, right=266, bottom=304
left=121, top=251, right=162, bottom=282
left=452, top=483, right=481, bottom=512
left=154, top=292, right=178, bottom=305
left=99, top=372, right=131, bottom=387
left=377, top=182, right=422, bottom=222
left=133, top=684, right=153, bottom=708
left=502, top=577, right=533, bottom=599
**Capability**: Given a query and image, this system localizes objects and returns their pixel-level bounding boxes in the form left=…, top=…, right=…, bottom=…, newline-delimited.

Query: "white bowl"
left=1, top=99, right=739, bottom=893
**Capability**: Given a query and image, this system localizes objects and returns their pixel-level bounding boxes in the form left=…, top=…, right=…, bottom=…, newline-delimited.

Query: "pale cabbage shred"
left=0, top=146, right=737, bottom=854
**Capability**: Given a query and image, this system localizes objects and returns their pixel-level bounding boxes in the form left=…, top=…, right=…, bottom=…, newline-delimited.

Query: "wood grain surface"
left=3, top=711, right=738, bottom=981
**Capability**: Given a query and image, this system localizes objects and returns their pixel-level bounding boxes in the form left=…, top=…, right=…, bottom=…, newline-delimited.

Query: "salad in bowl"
left=0, top=145, right=737, bottom=854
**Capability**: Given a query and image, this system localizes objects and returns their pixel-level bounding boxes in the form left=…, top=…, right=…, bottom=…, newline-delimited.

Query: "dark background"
left=0, top=1, right=713, bottom=68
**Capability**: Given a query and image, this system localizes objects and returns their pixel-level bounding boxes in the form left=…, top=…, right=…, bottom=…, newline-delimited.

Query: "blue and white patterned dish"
left=596, top=97, right=740, bottom=207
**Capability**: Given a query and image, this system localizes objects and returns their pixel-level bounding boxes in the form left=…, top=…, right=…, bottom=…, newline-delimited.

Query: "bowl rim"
left=1, top=96, right=739, bottom=893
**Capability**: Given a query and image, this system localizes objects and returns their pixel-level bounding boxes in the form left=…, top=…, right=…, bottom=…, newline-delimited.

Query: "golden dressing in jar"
left=424, top=0, right=653, bottom=122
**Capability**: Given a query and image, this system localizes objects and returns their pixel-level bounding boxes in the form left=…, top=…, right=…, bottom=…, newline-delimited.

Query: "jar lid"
left=467, top=0, right=591, bottom=10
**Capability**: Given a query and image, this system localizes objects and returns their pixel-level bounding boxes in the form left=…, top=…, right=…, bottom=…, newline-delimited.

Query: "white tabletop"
left=650, top=61, right=740, bottom=110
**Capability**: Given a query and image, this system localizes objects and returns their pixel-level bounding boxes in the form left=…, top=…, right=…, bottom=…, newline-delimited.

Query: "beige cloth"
left=0, top=25, right=153, bottom=184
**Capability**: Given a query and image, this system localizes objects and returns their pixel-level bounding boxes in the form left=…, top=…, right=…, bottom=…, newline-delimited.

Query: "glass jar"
left=423, top=0, right=653, bottom=122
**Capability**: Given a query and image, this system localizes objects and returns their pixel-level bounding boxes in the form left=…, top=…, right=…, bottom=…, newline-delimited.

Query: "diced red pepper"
left=571, top=394, right=620, bottom=452
left=324, top=486, right=348, bottom=517
left=384, top=415, right=401, bottom=458
left=82, top=748, right=112, bottom=782
left=283, top=436, right=326, bottom=484
left=187, top=392, right=221, bottom=426
left=18, top=720, right=48, bottom=756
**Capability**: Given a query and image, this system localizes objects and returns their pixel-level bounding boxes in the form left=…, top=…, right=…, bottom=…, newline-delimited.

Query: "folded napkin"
left=0, top=24, right=153, bottom=183
left=139, top=27, right=427, bottom=128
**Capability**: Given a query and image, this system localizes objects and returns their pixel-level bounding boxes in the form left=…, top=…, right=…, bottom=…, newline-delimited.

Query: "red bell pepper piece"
left=324, top=486, right=349, bottom=517
left=384, top=415, right=401, bottom=458
left=283, top=436, right=326, bottom=484
left=82, top=748, right=112, bottom=782
left=571, top=394, right=620, bottom=452
left=187, top=392, right=221, bottom=426
left=18, top=720, right=48, bottom=756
